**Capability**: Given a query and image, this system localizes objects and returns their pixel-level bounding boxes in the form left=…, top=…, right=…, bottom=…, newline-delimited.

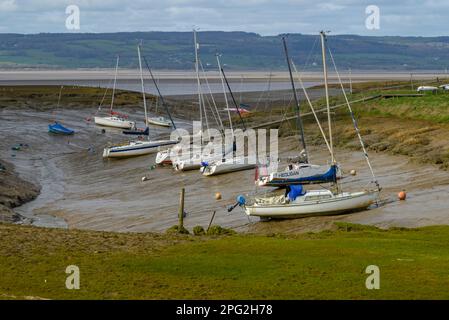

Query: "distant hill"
left=1, top=31, right=449, bottom=71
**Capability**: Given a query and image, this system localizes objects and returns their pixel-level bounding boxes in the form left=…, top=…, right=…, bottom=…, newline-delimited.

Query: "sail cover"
left=263, top=164, right=338, bottom=186
left=287, top=185, right=306, bottom=201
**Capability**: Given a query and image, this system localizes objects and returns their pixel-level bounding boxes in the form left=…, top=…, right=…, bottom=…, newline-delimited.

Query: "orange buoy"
left=215, top=192, right=222, bottom=200
left=398, top=190, right=407, bottom=201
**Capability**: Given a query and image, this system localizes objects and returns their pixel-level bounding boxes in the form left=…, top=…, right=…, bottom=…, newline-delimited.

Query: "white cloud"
left=0, top=0, right=17, bottom=11
left=0, top=0, right=447, bottom=36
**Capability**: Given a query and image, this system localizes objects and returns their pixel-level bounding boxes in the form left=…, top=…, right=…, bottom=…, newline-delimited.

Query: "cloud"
left=0, top=0, right=447, bottom=36
left=0, top=0, right=17, bottom=11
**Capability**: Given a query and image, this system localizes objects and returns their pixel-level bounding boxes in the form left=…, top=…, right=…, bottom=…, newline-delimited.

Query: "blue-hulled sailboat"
left=48, top=86, right=75, bottom=135
left=48, top=122, right=75, bottom=135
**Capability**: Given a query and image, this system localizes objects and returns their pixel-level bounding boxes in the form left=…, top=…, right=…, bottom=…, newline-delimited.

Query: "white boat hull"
left=172, top=142, right=232, bottom=172
left=147, top=116, right=172, bottom=127
left=155, top=149, right=172, bottom=165
left=202, top=161, right=256, bottom=176
left=245, top=190, right=378, bottom=219
left=103, top=140, right=177, bottom=159
left=94, top=116, right=135, bottom=129
left=173, top=159, right=203, bottom=171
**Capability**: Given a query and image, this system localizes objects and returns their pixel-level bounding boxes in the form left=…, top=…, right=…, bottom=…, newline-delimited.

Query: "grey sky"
left=0, top=0, right=448, bottom=36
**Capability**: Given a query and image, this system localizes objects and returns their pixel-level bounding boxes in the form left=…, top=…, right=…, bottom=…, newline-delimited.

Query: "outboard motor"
left=227, top=195, right=246, bottom=212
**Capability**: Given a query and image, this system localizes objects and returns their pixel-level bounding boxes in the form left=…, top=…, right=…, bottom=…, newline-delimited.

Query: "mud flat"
left=0, top=160, right=40, bottom=223
left=1, top=85, right=449, bottom=234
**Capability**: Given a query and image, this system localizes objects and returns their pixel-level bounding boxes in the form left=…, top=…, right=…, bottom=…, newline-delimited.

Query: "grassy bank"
left=1, top=222, right=449, bottom=299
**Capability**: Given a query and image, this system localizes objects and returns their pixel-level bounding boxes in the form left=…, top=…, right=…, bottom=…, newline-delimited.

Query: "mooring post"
left=178, top=187, right=185, bottom=228
left=207, top=211, right=216, bottom=233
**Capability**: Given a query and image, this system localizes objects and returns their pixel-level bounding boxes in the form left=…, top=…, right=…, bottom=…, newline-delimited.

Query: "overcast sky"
left=0, top=0, right=448, bottom=36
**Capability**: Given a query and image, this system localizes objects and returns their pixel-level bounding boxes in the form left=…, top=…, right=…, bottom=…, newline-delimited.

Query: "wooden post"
left=178, top=188, right=185, bottom=229
left=207, top=211, right=216, bottom=233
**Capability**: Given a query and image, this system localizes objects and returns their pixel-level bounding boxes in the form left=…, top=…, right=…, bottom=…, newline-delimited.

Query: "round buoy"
left=142, top=176, right=148, bottom=182
left=215, top=192, right=222, bottom=200
left=350, top=169, right=357, bottom=176
left=398, top=190, right=407, bottom=201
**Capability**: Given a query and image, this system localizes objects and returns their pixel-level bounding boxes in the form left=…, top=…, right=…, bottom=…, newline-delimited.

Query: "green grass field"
left=2, top=222, right=449, bottom=300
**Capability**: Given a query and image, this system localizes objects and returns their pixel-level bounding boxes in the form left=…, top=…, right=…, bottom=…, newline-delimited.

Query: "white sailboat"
left=155, top=130, right=204, bottom=165
left=103, top=45, right=177, bottom=159
left=198, top=52, right=257, bottom=176
left=236, top=32, right=380, bottom=219
left=94, top=56, right=136, bottom=129
left=244, top=189, right=378, bottom=219
left=171, top=30, right=228, bottom=171
left=147, top=116, right=172, bottom=127
left=201, top=157, right=256, bottom=176
left=143, top=61, right=174, bottom=128
left=95, top=116, right=135, bottom=129
left=256, top=37, right=336, bottom=187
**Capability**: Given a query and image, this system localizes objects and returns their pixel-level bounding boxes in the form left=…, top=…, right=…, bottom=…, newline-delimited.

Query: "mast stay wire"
left=326, top=40, right=380, bottom=190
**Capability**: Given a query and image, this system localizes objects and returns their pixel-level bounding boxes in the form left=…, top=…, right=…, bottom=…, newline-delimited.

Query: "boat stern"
left=102, top=148, right=110, bottom=159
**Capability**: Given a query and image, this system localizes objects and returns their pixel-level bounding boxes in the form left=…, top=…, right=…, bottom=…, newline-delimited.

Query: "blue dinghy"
left=48, top=122, right=75, bottom=135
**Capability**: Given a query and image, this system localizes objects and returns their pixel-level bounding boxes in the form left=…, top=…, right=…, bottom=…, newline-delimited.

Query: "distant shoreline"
left=0, top=69, right=447, bottom=82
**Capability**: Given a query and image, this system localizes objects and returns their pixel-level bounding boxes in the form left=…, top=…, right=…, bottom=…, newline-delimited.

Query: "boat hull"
left=94, top=116, right=135, bottom=129
left=173, top=160, right=202, bottom=171
left=202, top=162, right=256, bottom=176
left=155, top=149, right=172, bottom=165
left=147, top=117, right=172, bottom=127
left=103, top=140, right=177, bottom=159
left=48, top=123, right=74, bottom=135
left=245, top=190, right=378, bottom=219
left=258, top=164, right=338, bottom=187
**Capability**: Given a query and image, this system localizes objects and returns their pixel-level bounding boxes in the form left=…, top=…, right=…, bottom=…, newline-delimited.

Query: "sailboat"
left=48, top=85, right=75, bottom=135
left=171, top=30, right=227, bottom=171
left=235, top=32, right=380, bottom=219
left=199, top=54, right=256, bottom=176
left=94, top=56, right=136, bottom=130
left=142, top=56, right=176, bottom=128
left=103, top=45, right=178, bottom=159
left=256, top=36, right=336, bottom=187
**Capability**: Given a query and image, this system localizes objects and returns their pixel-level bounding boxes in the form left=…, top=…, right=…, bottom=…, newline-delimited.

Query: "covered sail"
left=258, top=164, right=338, bottom=187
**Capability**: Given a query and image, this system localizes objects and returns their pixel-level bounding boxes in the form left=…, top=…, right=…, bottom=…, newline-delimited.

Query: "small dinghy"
left=122, top=127, right=149, bottom=136
left=48, top=122, right=74, bottom=135
left=48, top=86, right=75, bottom=135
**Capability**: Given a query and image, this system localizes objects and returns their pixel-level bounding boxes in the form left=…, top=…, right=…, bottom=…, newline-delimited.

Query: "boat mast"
left=220, top=66, right=247, bottom=131
left=193, top=29, right=203, bottom=134
left=282, top=36, right=308, bottom=163
left=137, top=44, right=149, bottom=137
left=216, top=52, right=233, bottom=132
left=320, top=31, right=335, bottom=164
left=142, top=56, right=177, bottom=129
left=110, top=55, right=119, bottom=113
